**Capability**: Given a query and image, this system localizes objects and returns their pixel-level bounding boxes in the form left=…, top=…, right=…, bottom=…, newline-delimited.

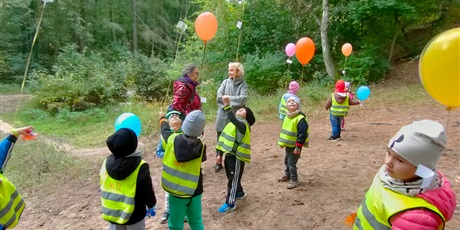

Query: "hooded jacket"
left=215, top=77, right=248, bottom=132
left=390, top=171, right=456, bottom=230
left=171, top=77, right=202, bottom=116
left=104, top=129, right=156, bottom=225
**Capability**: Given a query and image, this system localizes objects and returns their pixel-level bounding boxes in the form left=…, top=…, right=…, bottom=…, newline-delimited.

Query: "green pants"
left=168, top=194, right=204, bottom=230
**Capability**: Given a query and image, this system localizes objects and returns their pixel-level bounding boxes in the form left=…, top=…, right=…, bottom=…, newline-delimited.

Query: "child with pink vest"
left=352, top=120, right=456, bottom=229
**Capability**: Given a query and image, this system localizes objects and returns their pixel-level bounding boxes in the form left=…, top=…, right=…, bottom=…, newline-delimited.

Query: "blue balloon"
left=356, top=86, right=371, bottom=101
left=114, top=113, right=142, bottom=137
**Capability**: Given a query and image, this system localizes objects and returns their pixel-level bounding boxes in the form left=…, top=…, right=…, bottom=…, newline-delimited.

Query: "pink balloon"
left=285, top=43, right=296, bottom=57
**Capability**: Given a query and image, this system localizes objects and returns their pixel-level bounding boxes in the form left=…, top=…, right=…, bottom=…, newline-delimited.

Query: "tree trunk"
left=132, top=0, right=138, bottom=55
left=388, top=31, right=398, bottom=62
left=320, top=0, right=336, bottom=79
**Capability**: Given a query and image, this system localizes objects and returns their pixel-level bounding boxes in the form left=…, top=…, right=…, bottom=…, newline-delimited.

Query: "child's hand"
left=222, top=95, right=230, bottom=106
left=294, top=147, right=301, bottom=155
left=159, top=111, right=166, bottom=118
left=12, top=126, right=33, bottom=136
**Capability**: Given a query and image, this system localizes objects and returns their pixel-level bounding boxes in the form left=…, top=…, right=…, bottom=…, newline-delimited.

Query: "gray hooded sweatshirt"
left=215, top=76, right=248, bottom=132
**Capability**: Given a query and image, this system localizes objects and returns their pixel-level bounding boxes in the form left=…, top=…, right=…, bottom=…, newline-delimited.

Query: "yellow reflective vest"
left=0, top=174, right=25, bottom=228
left=279, top=96, right=288, bottom=119
left=330, top=93, right=349, bottom=116
left=216, top=119, right=251, bottom=163
left=161, top=133, right=204, bottom=198
left=354, top=174, right=445, bottom=230
left=100, top=159, right=145, bottom=224
left=278, top=114, right=309, bottom=148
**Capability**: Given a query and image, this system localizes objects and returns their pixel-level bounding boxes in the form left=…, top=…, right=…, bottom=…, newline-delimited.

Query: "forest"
left=0, top=0, right=459, bottom=113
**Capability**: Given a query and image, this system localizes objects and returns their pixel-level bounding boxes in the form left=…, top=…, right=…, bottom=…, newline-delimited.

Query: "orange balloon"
left=195, top=12, right=218, bottom=42
left=342, top=43, right=352, bottom=57
left=295, top=37, right=315, bottom=65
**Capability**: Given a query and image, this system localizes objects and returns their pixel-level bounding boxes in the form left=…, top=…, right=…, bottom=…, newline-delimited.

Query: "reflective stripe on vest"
left=0, top=174, right=25, bottom=228
left=330, top=93, right=349, bottom=116
left=161, top=133, right=203, bottom=198
left=280, top=97, right=287, bottom=118
left=100, top=159, right=145, bottom=224
left=278, top=114, right=309, bottom=148
left=216, top=120, right=251, bottom=163
left=353, top=174, right=445, bottom=230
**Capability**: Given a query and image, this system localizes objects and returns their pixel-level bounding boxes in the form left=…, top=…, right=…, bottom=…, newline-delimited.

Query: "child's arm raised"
left=223, top=96, right=246, bottom=134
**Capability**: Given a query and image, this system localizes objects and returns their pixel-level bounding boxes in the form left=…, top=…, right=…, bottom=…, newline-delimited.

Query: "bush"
left=244, top=52, right=286, bottom=94
left=340, top=44, right=389, bottom=85
left=30, top=44, right=127, bottom=113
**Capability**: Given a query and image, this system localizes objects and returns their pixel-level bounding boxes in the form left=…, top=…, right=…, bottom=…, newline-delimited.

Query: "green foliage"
left=30, top=44, right=127, bottom=113
left=131, top=54, right=172, bottom=101
left=244, top=52, right=286, bottom=94
left=340, top=45, right=389, bottom=85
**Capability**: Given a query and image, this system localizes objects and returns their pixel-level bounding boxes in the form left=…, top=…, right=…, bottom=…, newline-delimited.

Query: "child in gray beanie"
left=159, top=110, right=206, bottom=229
left=351, top=120, right=457, bottom=229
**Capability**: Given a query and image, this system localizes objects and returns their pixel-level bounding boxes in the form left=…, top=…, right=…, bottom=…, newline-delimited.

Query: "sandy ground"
left=2, top=62, right=460, bottom=230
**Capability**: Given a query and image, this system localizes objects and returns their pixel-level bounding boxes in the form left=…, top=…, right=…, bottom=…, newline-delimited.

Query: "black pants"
left=284, top=147, right=300, bottom=181
left=224, top=154, right=245, bottom=205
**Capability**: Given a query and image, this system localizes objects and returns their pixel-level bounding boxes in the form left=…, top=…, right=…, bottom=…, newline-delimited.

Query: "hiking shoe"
left=278, top=175, right=290, bottom=182
left=214, top=163, right=223, bottom=173
left=218, top=203, right=236, bottom=213
left=236, top=192, right=247, bottom=201
left=160, top=212, right=169, bottom=224
left=287, top=180, right=299, bottom=189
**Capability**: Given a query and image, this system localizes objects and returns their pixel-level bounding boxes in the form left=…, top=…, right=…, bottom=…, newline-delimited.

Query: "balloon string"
left=343, top=57, right=348, bottom=76
left=235, top=1, right=245, bottom=61
left=15, top=1, right=48, bottom=119
left=199, top=42, right=208, bottom=95
left=300, top=65, right=305, bottom=86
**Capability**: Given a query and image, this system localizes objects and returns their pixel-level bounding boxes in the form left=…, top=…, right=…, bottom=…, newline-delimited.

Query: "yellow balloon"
left=419, top=28, right=460, bottom=108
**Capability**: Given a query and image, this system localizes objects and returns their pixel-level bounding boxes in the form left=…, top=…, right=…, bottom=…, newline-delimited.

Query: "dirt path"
left=3, top=62, right=460, bottom=230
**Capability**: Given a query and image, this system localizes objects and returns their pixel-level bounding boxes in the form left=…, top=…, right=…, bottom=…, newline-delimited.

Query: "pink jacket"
left=391, top=171, right=457, bottom=230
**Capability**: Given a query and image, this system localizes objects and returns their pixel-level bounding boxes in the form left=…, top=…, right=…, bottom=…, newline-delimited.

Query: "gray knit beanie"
left=388, top=120, right=446, bottom=170
left=182, top=110, right=206, bottom=137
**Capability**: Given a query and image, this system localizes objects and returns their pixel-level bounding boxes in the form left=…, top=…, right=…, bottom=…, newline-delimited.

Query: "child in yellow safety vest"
left=155, top=110, right=183, bottom=224
left=325, top=80, right=360, bottom=141
left=100, top=128, right=156, bottom=230
left=350, top=120, right=456, bottom=229
left=278, top=80, right=300, bottom=120
left=0, top=126, right=35, bottom=230
left=216, top=95, right=256, bottom=213
left=277, top=97, right=309, bottom=189
left=159, top=110, right=206, bottom=229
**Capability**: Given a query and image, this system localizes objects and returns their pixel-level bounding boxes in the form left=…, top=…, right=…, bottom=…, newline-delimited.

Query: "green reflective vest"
left=0, top=174, right=25, bottom=228
left=278, top=114, right=309, bottom=148
left=216, top=119, right=251, bottom=163
left=354, top=174, right=445, bottom=230
left=161, top=133, right=203, bottom=198
left=330, top=93, right=349, bottom=116
left=100, top=159, right=145, bottom=224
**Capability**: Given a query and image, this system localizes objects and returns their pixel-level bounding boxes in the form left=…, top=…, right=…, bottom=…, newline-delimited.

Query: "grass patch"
left=0, top=83, right=27, bottom=94
left=0, top=135, right=90, bottom=199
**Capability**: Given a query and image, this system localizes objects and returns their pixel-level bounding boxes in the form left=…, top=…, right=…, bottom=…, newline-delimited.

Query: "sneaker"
left=236, top=192, right=247, bottom=201
left=218, top=203, right=236, bottom=213
left=160, top=212, right=169, bottom=224
left=214, top=163, right=223, bottom=173
left=184, top=216, right=188, bottom=222
left=327, top=136, right=341, bottom=141
left=287, top=180, right=299, bottom=189
left=278, top=175, right=290, bottom=182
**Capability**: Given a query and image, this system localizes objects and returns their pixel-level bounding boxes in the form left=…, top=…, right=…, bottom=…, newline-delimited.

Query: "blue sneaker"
left=218, top=203, right=236, bottom=213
